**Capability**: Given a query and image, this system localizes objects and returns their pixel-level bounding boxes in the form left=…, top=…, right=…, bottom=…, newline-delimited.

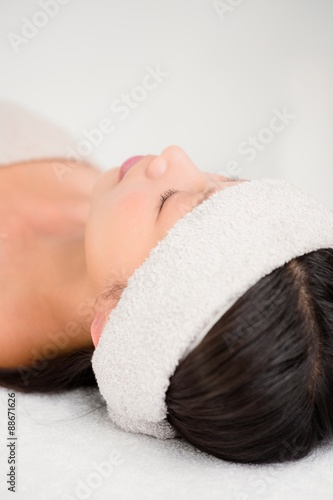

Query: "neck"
left=38, top=234, right=96, bottom=350
left=35, top=233, right=96, bottom=355
left=4, top=232, right=97, bottom=368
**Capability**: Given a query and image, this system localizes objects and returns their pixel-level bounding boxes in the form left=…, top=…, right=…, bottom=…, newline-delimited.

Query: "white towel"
left=91, top=178, right=333, bottom=441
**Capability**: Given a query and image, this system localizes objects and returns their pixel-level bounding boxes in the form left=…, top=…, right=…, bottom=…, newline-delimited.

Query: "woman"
left=1, top=145, right=333, bottom=464
left=0, top=146, right=243, bottom=370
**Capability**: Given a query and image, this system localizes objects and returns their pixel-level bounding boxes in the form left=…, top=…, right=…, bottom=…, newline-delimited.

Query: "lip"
left=118, top=155, right=145, bottom=182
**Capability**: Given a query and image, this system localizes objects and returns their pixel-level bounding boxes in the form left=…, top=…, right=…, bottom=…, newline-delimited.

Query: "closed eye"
left=158, top=188, right=179, bottom=212
left=158, top=185, right=223, bottom=214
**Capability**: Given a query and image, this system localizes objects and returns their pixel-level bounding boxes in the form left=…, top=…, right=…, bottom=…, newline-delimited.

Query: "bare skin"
left=0, top=157, right=102, bottom=368
left=0, top=146, right=246, bottom=368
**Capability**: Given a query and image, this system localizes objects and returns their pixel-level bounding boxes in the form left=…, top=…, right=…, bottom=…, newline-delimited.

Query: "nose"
left=146, top=145, right=202, bottom=181
left=146, top=155, right=168, bottom=179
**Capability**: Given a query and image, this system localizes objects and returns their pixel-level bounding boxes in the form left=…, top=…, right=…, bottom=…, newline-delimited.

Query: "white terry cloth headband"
left=91, top=178, right=333, bottom=440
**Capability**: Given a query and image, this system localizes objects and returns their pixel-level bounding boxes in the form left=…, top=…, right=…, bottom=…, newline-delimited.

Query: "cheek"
left=85, top=189, right=152, bottom=285
left=105, top=189, right=152, bottom=238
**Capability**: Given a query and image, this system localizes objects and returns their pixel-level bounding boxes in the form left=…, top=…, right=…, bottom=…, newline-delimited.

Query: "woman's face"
left=85, top=145, right=246, bottom=330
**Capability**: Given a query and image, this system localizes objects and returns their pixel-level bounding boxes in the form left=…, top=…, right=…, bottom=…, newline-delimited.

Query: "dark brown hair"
left=166, top=248, right=333, bottom=464
left=1, top=248, right=333, bottom=465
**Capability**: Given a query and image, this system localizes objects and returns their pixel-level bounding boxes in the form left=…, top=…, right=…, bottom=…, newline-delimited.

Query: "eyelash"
left=158, top=178, right=235, bottom=212
left=159, top=188, right=179, bottom=211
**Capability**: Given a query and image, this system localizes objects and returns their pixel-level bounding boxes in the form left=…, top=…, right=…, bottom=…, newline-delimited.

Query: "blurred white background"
left=0, top=0, right=332, bottom=207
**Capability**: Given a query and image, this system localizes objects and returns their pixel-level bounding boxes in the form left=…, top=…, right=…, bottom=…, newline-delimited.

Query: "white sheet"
left=0, top=102, right=333, bottom=500
left=1, top=386, right=333, bottom=500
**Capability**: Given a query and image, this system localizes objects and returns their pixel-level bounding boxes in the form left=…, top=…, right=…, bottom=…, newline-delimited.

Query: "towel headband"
left=91, top=178, right=333, bottom=439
